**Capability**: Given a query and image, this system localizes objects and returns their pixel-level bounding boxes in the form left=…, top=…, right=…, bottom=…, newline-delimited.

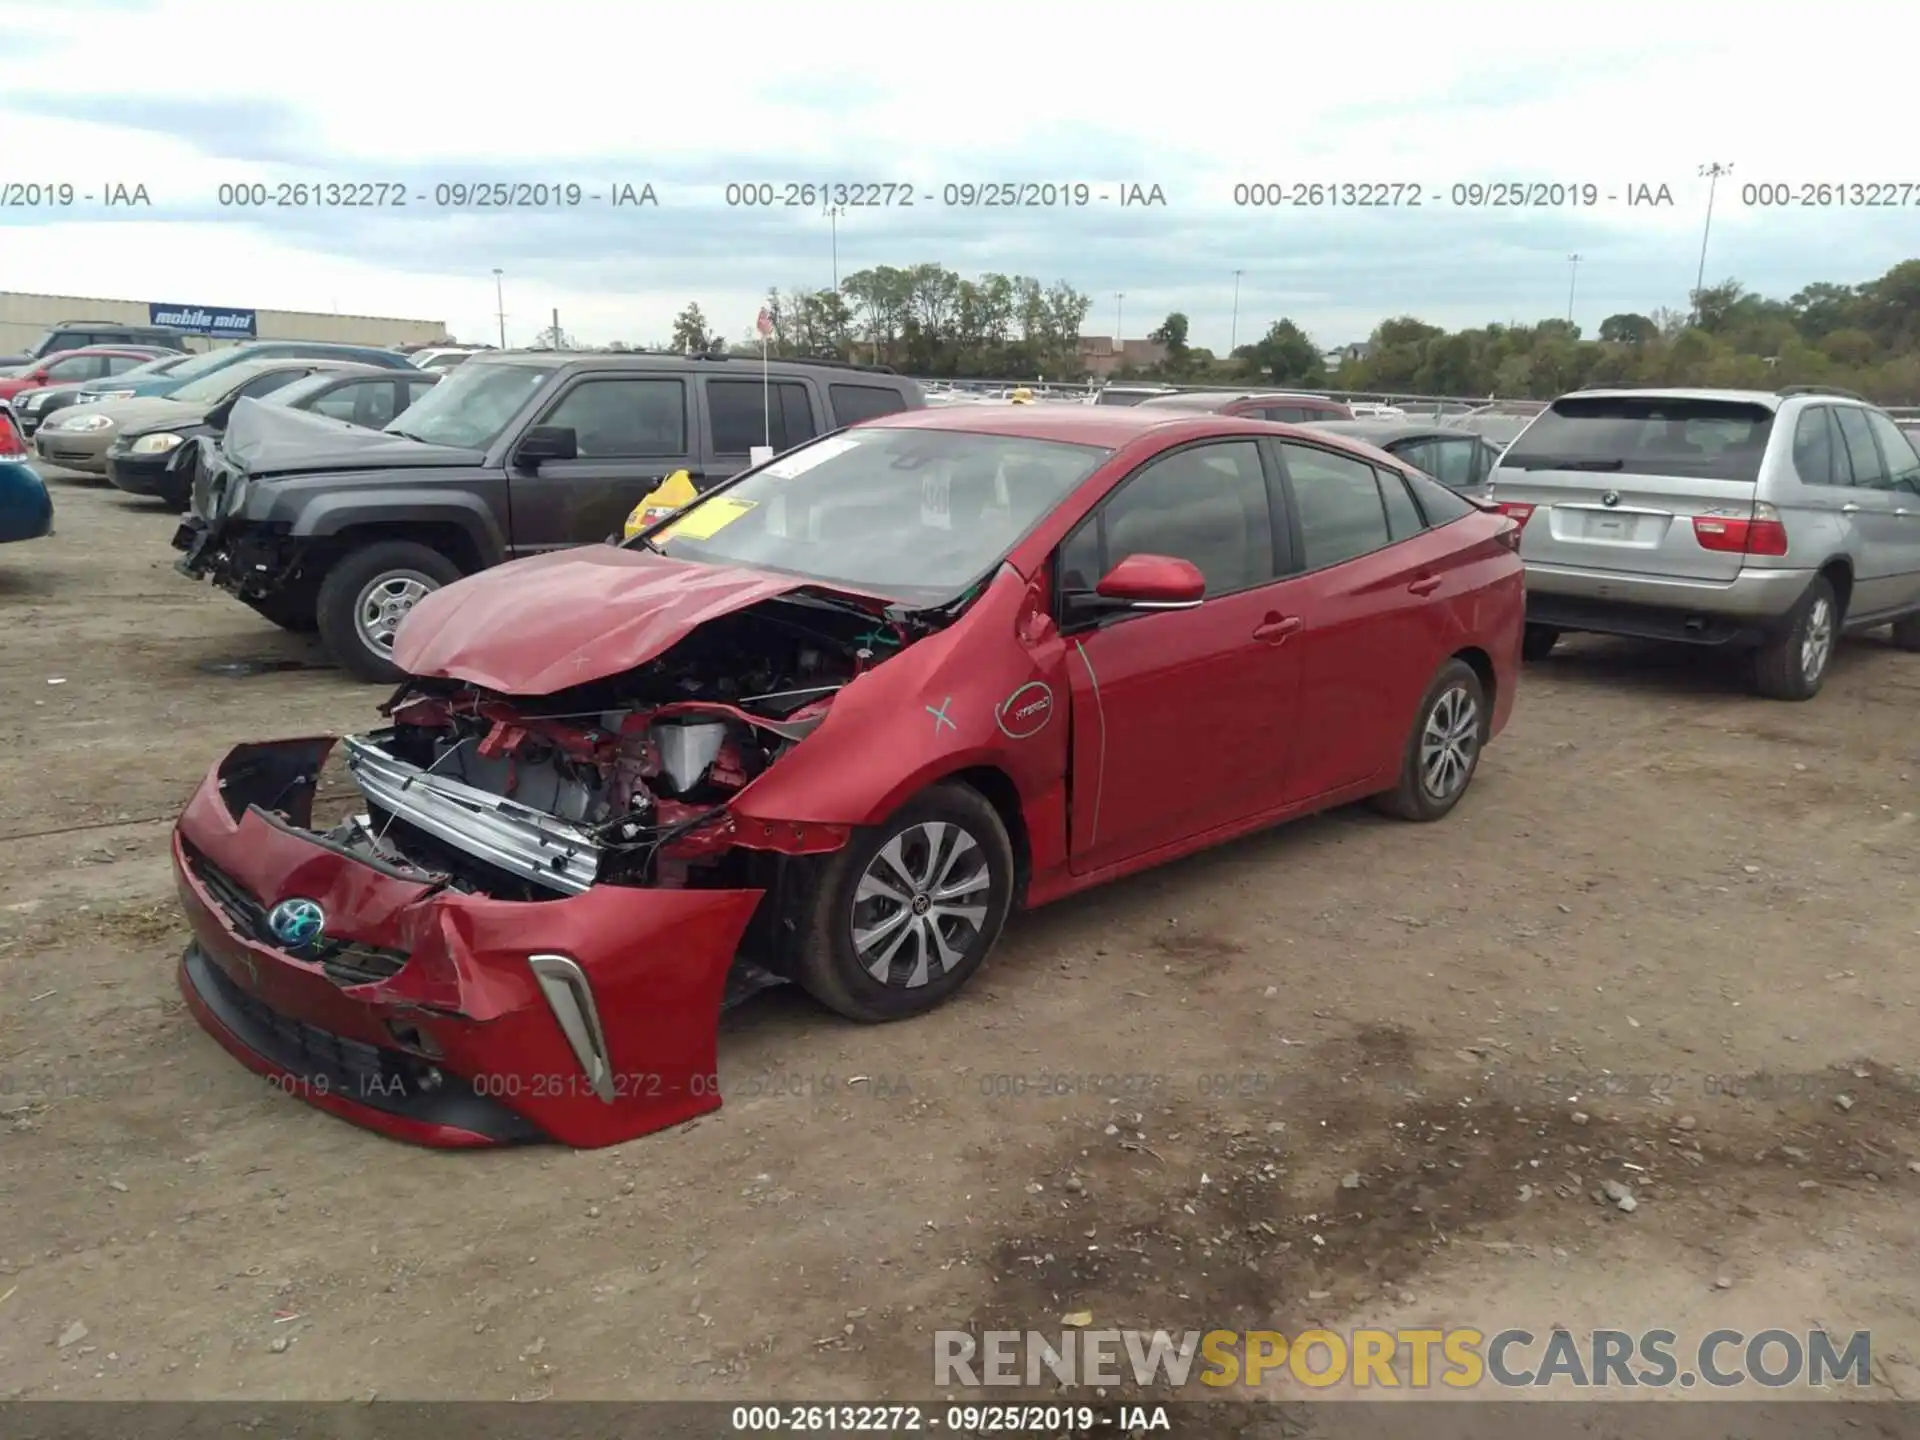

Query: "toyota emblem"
left=1601, top=490, right=1620, bottom=507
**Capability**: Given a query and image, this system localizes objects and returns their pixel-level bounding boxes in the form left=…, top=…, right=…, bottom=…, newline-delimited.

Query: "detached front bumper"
left=173, top=737, right=763, bottom=1148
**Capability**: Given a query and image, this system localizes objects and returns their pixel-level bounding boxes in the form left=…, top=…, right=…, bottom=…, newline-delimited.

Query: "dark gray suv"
left=173, top=351, right=925, bottom=681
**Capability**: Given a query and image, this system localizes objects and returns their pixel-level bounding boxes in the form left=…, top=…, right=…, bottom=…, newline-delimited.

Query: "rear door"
left=700, top=376, right=823, bottom=483
left=1862, top=410, right=1920, bottom=612
left=1268, top=440, right=1461, bottom=802
left=505, top=373, right=698, bottom=551
left=1493, top=394, right=1773, bottom=583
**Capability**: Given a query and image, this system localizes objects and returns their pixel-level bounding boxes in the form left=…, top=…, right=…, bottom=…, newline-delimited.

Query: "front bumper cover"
left=173, top=737, right=763, bottom=1148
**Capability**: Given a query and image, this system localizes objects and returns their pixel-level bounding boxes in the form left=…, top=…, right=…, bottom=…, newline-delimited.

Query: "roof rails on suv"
left=1774, top=384, right=1866, bottom=401
left=608, top=348, right=899, bottom=375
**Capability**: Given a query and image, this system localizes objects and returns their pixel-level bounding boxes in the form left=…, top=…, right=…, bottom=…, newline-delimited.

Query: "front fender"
left=732, top=566, right=1071, bottom=833
left=292, top=489, right=507, bottom=565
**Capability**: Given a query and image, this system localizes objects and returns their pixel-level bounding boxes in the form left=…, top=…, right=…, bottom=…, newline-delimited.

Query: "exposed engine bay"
left=316, top=594, right=926, bottom=901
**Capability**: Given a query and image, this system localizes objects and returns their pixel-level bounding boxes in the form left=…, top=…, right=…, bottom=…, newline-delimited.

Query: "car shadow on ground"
left=0, top=566, right=59, bottom=598
left=1525, top=631, right=1883, bottom=699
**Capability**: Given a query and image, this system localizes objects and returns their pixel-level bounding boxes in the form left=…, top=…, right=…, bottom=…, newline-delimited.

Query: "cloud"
left=0, top=0, right=1911, bottom=353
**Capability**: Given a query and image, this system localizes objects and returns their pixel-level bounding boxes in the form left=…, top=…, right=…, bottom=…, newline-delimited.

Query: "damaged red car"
left=172, top=405, right=1525, bottom=1148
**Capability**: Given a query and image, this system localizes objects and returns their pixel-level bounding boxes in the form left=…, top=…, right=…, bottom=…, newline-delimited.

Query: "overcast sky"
left=0, top=0, right=1912, bottom=354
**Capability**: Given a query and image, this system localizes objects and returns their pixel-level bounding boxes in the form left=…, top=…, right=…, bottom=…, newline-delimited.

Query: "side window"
left=1864, top=411, right=1920, bottom=494
left=237, top=370, right=306, bottom=399
left=1280, top=442, right=1394, bottom=570
left=1792, top=407, right=1844, bottom=487
left=708, top=379, right=816, bottom=453
left=1833, top=407, right=1888, bottom=489
left=542, top=378, right=688, bottom=458
left=44, top=355, right=105, bottom=382
left=829, top=383, right=909, bottom=426
left=356, top=382, right=399, bottom=428
left=1379, top=469, right=1427, bottom=541
left=1392, top=438, right=1438, bottom=476
left=1095, top=440, right=1275, bottom=596
left=306, top=384, right=365, bottom=422
left=104, top=354, right=149, bottom=375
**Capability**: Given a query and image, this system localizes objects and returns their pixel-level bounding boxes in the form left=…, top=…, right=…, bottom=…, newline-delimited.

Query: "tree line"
left=648, top=258, right=1920, bottom=404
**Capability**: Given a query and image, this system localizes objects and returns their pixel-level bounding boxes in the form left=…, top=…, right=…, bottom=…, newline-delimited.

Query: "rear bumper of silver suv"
left=1524, top=562, right=1814, bottom=645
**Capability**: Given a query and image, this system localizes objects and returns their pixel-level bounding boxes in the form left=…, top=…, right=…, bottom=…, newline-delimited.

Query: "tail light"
left=1693, top=502, right=1788, bottom=557
left=1494, top=501, right=1535, bottom=527
left=0, top=409, right=24, bottom=459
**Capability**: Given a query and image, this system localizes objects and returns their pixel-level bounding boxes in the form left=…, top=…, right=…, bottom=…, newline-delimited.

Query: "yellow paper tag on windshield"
left=659, top=497, right=756, bottom=541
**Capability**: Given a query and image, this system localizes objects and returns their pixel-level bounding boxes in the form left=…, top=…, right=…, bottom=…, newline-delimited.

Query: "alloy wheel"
left=1801, top=596, right=1834, bottom=683
left=849, top=821, right=992, bottom=989
left=354, top=572, right=435, bottom=654
left=1419, top=685, right=1480, bottom=801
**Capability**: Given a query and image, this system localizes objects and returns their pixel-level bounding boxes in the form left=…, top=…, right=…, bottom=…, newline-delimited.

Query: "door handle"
left=1407, top=574, right=1442, bottom=595
left=1253, top=615, right=1303, bottom=643
left=1841, top=503, right=1861, bottom=513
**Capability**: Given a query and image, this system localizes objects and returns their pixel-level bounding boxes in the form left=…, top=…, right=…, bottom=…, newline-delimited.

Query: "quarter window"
left=1281, top=443, right=1393, bottom=570
left=1077, top=440, right=1275, bottom=596
left=1792, top=407, right=1845, bottom=486
left=829, top=383, right=909, bottom=425
left=1379, top=469, right=1427, bottom=541
left=542, top=378, right=688, bottom=457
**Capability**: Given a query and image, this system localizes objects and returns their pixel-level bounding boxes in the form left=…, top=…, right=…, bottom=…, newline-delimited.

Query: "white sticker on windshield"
left=763, top=434, right=862, bottom=480
left=922, top=471, right=951, bottom=530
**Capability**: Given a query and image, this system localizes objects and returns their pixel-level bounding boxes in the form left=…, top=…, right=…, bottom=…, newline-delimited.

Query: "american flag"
left=755, top=307, right=774, bottom=339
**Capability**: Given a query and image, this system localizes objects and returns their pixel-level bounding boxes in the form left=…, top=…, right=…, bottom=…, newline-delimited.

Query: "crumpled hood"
left=221, top=398, right=483, bottom=475
left=392, top=546, right=835, bottom=695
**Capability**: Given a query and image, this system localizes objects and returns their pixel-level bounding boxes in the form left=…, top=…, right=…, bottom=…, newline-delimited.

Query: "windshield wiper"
left=386, top=427, right=429, bottom=443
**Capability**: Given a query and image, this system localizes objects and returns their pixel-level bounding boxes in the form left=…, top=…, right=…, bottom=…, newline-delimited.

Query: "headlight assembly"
left=130, top=432, right=184, bottom=455
left=68, top=414, right=114, bottom=432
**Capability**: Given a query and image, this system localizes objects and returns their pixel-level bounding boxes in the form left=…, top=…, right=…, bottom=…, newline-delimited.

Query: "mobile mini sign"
left=148, top=303, right=258, bottom=338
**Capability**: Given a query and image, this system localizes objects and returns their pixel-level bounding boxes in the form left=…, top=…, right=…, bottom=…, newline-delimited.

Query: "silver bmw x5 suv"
left=1489, top=385, right=1920, bottom=701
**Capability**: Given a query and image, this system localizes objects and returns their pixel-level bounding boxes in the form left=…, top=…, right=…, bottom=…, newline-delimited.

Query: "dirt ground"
left=3, top=467, right=1919, bottom=1409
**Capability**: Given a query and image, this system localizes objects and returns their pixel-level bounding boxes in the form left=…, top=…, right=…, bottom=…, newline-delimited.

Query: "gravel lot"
left=2, top=467, right=1918, bottom=1404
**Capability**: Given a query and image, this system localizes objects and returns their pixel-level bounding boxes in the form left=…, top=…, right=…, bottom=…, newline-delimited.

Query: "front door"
left=1058, top=438, right=1305, bottom=872
left=1796, top=405, right=1905, bottom=620
left=505, top=374, right=698, bottom=552
left=1863, top=409, right=1920, bottom=614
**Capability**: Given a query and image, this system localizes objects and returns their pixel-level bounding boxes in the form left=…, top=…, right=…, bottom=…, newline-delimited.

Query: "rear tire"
left=315, top=541, right=462, bottom=684
left=1371, top=659, right=1488, bottom=822
left=793, top=783, right=1015, bottom=1023
left=1521, top=624, right=1560, bottom=662
left=1752, top=574, right=1837, bottom=701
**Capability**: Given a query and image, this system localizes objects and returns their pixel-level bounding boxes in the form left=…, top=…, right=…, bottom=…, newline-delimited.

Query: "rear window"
left=828, top=383, right=909, bottom=425
left=1502, top=395, right=1775, bottom=482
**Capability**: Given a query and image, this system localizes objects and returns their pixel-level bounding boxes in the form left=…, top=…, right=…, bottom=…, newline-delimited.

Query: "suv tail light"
left=1693, top=501, right=1788, bottom=557
left=1493, top=501, right=1535, bottom=527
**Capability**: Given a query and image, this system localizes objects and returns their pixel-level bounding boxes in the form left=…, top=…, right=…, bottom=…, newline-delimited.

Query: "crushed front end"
left=173, top=598, right=904, bottom=1148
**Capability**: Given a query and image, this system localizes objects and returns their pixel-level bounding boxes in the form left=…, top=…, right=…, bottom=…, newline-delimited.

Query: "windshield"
left=148, top=347, right=245, bottom=384
left=258, top=372, right=342, bottom=407
left=171, top=365, right=277, bottom=404
left=646, top=427, right=1109, bottom=605
left=387, top=361, right=548, bottom=447
left=115, top=354, right=190, bottom=381
left=1500, top=396, right=1775, bottom=481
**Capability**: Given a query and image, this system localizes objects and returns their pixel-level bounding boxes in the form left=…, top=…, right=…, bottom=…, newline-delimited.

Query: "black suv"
left=173, top=351, right=925, bottom=681
left=0, top=320, right=189, bottom=368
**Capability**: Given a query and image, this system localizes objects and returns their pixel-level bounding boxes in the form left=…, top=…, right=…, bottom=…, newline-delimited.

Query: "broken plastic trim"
left=342, top=733, right=602, bottom=897
left=528, top=954, right=616, bottom=1103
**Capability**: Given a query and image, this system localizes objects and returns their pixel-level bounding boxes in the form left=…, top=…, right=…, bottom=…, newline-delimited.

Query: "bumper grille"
left=196, top=953, right=391, bottom=1091
left=183, top=844, right=409, bottom=986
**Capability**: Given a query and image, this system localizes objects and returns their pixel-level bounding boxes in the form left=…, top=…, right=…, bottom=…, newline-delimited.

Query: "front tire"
left=1752, top=574, right=1837, bottom=701
left=793, top=783, right=1015, bottom=1022
left=1888, top=612, right=1920, bottom=652
left=315, top=541, right=462, bottom=683
left=1521, top=624, right=1560, bottom=661
left=1371, top=659, right=1488, bottom=822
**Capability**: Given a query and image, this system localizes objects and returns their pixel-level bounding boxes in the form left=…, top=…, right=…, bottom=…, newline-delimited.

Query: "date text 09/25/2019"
left=1229, top=181, right=1679, bottom=208
left=722, top=182, right=1167, bottom=208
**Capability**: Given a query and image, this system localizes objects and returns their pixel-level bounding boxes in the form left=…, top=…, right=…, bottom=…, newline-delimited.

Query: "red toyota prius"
left=170, top=405, right=1524, bottom=1148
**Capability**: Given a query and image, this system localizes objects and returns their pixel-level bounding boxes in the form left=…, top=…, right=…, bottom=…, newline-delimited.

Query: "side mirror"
left=1066, top=553, right=1206, bottom=620
left=514, top=425, right=578, bottom=467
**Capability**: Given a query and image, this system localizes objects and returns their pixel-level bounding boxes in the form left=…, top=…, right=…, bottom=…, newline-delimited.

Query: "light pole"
left=1230, top=269, right=1244, bottom=354
left=492, top=268, right=506, bottom=349
left=1115, top=292, right=1125, bottom=346
left=1565, top=254, right=1582, bottom=325
left=824, top=205, right=844, bottom=292
left=1693, top=163, right=1732, bottom=324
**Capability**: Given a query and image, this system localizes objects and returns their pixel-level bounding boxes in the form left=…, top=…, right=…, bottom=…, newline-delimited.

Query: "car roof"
left=1555, top=387, right=1793, bottom=411
left=462, top=349, right=912, bottom=381
left=1301, top=419, right=1471, bottom=444
left=858, top=400, right=1421, bottom=469
left=40, top=344, right=170, bottom=358
left=1137, top=390, right=1337, bottom=409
